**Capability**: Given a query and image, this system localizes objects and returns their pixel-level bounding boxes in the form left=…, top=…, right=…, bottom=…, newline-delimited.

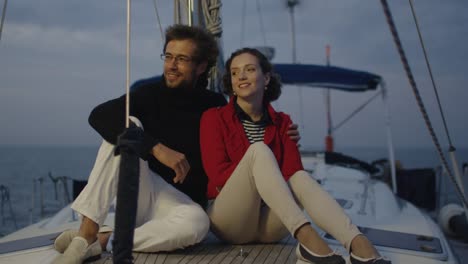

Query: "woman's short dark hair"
left=164, top=25, right=219, bottom=88
left=223, top=48, right=282, bottom=103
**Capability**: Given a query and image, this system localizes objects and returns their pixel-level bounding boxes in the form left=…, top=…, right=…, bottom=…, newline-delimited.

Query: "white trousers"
left=71, top=117, right=209, bottom=252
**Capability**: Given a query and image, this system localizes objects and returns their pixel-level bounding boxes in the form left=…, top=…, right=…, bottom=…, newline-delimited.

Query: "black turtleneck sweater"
left=88, top=79, right=227, bottom=207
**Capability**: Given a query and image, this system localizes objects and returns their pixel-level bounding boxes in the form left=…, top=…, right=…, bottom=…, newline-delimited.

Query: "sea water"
left=0, top=145, right=467, bottom=237
left=0, top=145, right=99, bottom=237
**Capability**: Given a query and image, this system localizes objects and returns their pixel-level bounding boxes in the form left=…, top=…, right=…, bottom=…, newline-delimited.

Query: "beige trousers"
left=207, top=142, right=360, bottom=251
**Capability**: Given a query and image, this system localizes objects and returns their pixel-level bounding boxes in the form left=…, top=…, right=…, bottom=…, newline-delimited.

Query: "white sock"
left=106, top=232, right=114, bottom=252
left=350, top=252, right=379, bottom=261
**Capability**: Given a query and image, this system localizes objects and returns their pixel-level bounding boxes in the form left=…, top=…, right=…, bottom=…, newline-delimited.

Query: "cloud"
left=1, top=0, right=467, bottom=148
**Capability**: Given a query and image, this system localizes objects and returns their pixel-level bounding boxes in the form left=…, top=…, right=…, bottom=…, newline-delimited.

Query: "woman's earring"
left=233, top=92, right=237, bottom=96
left=264, top=86, right=268, bottom=90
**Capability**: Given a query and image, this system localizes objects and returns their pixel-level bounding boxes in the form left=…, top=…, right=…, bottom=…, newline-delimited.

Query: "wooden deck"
left=90, top=233, right=298, bottom=264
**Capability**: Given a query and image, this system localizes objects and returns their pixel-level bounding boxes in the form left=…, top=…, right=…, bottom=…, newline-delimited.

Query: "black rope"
left=380, top=0, right=468, bottom=209
left=112, top=126, right=144, bottom=264
left=408, top=0, right=454, bottom=148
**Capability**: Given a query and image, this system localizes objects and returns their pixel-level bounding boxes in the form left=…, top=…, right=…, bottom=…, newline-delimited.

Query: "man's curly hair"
left=163, top=25, right=219, bottom=88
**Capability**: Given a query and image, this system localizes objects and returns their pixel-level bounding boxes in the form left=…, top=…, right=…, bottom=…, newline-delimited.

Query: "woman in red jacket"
left=200, top=48, right=390, bottom=264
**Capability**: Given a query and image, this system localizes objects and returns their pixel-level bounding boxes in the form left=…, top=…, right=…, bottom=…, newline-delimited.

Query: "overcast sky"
left=1, top=0, right=467, bottom=150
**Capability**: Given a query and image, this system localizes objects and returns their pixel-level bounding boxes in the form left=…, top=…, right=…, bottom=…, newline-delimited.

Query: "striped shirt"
left=241, top=119, right=267, bottom=144
left=234, top=100, right=272, bottom=144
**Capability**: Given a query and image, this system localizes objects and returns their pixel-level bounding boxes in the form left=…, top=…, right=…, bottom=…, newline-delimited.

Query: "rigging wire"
left=332, top=91, right=383, bottom=133
left=0, top=0, right=7, bottom=41
left=255, top=0, right=267, bottom=46
left=380, top=0, right=468, bottom=209
left=407, top=2, right=466, bottom=210
left=125, top=0, right=131, bottom=128
left=408, top=0, right=454, bottom=148
left=151, top=0, right=164, bottom=41
left=240, top=0, right=246, bottom=46
left=239, top=0, right=268, bottom=48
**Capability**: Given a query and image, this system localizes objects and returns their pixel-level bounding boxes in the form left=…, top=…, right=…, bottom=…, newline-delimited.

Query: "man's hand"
left=151, top=143, right=190, bottom=183
left=287, top=123, right=301, bottom=147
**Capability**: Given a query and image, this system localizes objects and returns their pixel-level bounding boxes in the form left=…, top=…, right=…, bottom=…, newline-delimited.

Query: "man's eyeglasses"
left=160, top=53, right=194, bottom=64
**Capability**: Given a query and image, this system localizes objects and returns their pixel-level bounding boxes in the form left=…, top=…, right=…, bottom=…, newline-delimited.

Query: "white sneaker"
left=54, top=230, right=79, bottom=253
left=54, top=226, right=113, bottom=253
left=52, top=237, right=102, bottom=264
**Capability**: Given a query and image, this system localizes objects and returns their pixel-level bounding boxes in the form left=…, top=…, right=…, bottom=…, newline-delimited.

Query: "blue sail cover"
left=131, top=75, right=163, bottom=90
left=131, top=64, right=381, bottom=92
left=273, top=63, right=382, bottom=92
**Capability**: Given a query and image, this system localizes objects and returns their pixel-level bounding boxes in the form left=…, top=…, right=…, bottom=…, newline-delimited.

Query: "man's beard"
left=165, top=71, right=197, bottom=90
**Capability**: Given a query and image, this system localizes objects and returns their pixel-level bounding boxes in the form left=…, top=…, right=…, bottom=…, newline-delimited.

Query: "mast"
left=174, top=0, right=203, bottom=26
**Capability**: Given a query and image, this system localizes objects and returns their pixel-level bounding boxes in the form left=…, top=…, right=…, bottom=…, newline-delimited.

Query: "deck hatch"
left=325, top=226, right=442, bottom=253
left=0, top=232, right=60, bottom=254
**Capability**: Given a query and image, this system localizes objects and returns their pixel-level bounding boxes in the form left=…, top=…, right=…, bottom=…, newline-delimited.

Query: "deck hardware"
left=420, top=244, right=437, bottom=253
left=239, top=248, right=248, bottom=257
left=417, top=235, right=434, bottom=241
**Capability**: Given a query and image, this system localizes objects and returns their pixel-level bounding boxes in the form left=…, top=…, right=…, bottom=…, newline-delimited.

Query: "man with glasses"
left=53, top=25, right=300, bottom=263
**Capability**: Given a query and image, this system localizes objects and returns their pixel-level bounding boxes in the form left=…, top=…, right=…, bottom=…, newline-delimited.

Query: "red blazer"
left=200, top=97, right=304, bottom=199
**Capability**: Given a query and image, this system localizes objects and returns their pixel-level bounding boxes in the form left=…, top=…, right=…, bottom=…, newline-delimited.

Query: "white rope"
left=202, top=0, right=222, bottom=37
left=201, top=0, right=223, bottom=93
left=125, top=0, right=131, bottom=128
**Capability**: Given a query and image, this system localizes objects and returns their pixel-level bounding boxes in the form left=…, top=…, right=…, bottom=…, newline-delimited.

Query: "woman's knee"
left=247, top=142, right=270, bottom=153
left=208, top=213, right=252, bottom=244
left=244, top=142, right=276, bottom=162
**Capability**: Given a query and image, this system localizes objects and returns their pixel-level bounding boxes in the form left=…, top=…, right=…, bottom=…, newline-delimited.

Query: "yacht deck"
left=90, top=233, right=298, bottom=264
